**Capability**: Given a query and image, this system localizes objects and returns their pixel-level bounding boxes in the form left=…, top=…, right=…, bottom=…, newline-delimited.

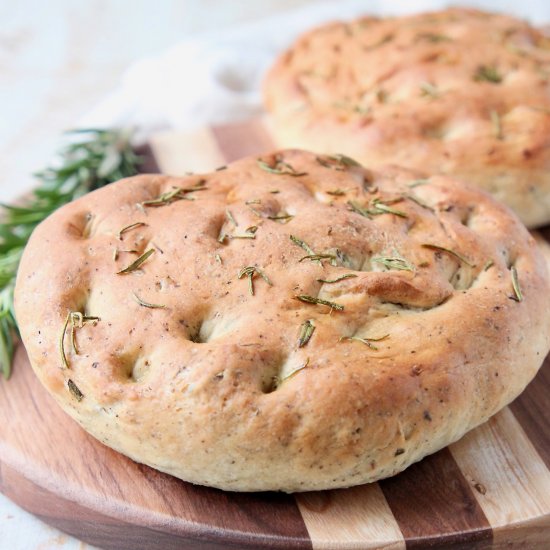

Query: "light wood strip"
left=296, top=484, right=404, bottom=550
left=149, top=128, right=225, bottom=175
left=450, top=407, right=550, bottom=547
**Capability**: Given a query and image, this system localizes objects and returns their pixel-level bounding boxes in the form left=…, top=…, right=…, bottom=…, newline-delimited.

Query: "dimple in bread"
left=15, top=150, right=550, bottom=492
left=264, top=8, right=550, bottom=228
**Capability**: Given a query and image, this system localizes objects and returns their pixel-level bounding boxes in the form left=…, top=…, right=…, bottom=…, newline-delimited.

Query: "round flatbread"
left=15, top=149, right=550, bottom=492
left=264, top=8, right=550, bottom=228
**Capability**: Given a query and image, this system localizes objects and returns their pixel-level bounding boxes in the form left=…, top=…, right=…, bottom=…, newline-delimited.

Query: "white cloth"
left=81, top=0, right=550, bottom=139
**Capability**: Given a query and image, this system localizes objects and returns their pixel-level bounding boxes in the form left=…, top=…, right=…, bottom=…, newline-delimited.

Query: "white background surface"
left=1, top=1, right=550, bottom=549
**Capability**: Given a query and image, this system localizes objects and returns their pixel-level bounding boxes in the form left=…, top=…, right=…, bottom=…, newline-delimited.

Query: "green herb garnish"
left=298, top=319, right=315, bottom=348
left=511, top=266, right=523, bottom=301
left=60, top=311, right=100, bottom=368
left=290, top=235, right=315, bottom=255
left=281, top=357, right=310, bottom=383
left=295, top=295, right=344, bottom=311
left=339, top=334, right=389, bottom=350
left=238, top=266, right=272, bottom=295
left=422, top=244, right=474, bottom=267
left=133, top=292, right=166, bottom=309
left=490, top=110, right=503, bottom=140
left=372, top=198, right=408, bottom=218
left=474, top=65, right=503, bottom=84
left=67, top=379, right=84, bottom=402
left=226, top=209, right=238, bottom=226
left=299, top=254, right=336, bottom=263
left=326, top=189, right=347, bottom=196
left=317, top=274, right=357, bottom=284
left=257, top=159, right=306, bottom=176
left=140, top=181, right=206, bottom=207
left=116, top=248, right=155, bottom=274
left=118, top=222, right=146, bottom=240
left=348, top=198, right=407, bottom=219
left=420, top=82, right=440, bottom=98
left=372, top=255, right=415, bottom=272
left=483, top=260, right=494, bottom=271
left=316, top=154, right=361, bottom=171
left=0, top=128, right=140, bottom=379
left=232, top=226, right=258, bottom=239
left=267, top=213, right=294, bottom=222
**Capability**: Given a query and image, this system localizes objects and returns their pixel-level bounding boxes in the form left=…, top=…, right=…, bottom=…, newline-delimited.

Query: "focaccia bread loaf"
left=15, top=150, right=550, bottom=492
left=264, top=8, right=550, bottom=228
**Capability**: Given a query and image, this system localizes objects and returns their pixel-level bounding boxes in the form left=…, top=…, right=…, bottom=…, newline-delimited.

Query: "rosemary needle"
left=118, top=222, right=146, bottom=240
left=1, top=128, right=140, bottom=379
left=116, top=248, right=155, bottom=274
left=298, top=319, right=315, bottom=347
left=133, top=292, right=166, bottom=309
left=295, top=295, right=344, bottom=311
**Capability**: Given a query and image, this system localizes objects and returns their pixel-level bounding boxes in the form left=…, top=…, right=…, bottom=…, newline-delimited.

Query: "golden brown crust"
left=264, top=8, right=550, bottom=228
left=15, top=150, right=550, bottom=492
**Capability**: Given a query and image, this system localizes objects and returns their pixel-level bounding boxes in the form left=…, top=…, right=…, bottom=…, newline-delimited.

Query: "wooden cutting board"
left=1, top=119, right=550, bottom=550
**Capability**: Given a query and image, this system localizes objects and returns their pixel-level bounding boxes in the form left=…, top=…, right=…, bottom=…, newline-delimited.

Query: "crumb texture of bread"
left=14, top=150, right=550, bottom=492
left=264, top=8, right=550, bottom=228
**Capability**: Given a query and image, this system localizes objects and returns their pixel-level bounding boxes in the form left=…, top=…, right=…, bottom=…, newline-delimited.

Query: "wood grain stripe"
left=211, top=117, right=275, bottom=161
left=380, top=448, right=492, bottom=548
left=509, top=232, right=550, bottom=470
left=509, top=358, right=550, bottom=470
left=450, top=408, right=550, bottom=547
left=296, top=484, right=404, bottom=550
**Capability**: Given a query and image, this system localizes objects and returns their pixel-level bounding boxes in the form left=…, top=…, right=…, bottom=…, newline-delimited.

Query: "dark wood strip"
left=211, top=119, right=275, bottom=162
left=133, top=464, right=313, bottom=550
left=380, top=448, right=492, bottom=549
left=509, top=355, right=550, bottom=470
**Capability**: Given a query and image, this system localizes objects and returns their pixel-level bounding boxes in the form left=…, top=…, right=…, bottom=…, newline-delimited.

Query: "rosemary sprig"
left=510, top=266, right=523, bottom=301
left=116, top=248, right=155, bottom=274
left=372, top=255, right=415, bottom=272
left=118, top=222, right=146, bottom=240
left=295, top=295, right=344, bottom=311
left=299, top=254, right=336, bottom=263
left=474, top=65, right=502, bottom=84
left=317, top=274, right=357, bottom=284
left=133, top=292, right=166, bottom=309
left=339, top=334, right=389, bottom=350
left=316, top=154, right=361, bottom=170
left=257, top=159, right=306, bottom=176
left=60, top=311, right=100, bottom=369
left=421, top=244, right=475, bottom=267
left=281, top=357, right=310, bottom=383
left=67, top=379, right=84, bottom=402
left=420, top=82, right=440, bottom=98
left=1, top=128, right=140, bottom=379
left=238, top=266, right=272, bottom=295
left=140, top=181, right=206, bottom=207
left=290, top=235, right=316, bottom=256
left=348, top=198, right=408, bottom=219
left=298, top=319, right=315, bottom=347
left=226, top=209, right=238, bottom=226
left=490, top=110, right=503, bottom=140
